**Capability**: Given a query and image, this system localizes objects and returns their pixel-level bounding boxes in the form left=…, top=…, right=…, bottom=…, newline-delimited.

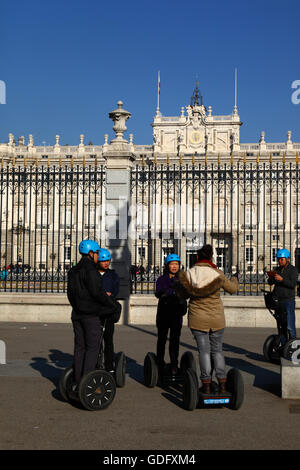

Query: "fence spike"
left=296, top=152, right=299, bottom=164
left=282, top=152, right=286, bottom=164
left=269, top=153, right=272, bottom=164
left=256, top=153, right=260, bottom=164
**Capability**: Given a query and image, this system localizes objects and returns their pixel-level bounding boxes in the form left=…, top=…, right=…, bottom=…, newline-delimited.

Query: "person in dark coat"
left=155, top=254, right=187, bottom=376
left=67, top=240, right=121, bottom=392
left=267, top=248, right=298, bottom=344
left=97, top=248, right=121, bottom=373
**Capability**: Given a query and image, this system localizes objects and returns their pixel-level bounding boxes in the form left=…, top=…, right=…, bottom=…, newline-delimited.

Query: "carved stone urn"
left=109, top=101, right=131, bottom=143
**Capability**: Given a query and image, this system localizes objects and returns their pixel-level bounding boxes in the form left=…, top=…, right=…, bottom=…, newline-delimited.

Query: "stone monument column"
left=103, top=101, right=135, bottom=304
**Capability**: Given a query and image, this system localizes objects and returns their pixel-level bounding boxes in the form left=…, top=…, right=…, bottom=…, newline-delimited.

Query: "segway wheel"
left=227, top=368, right=244, bottom=410
left=183, top=368, right=198, bottom=411
left=115, top=351, right=126, bottom=388
left=144, top=352, right=158, bottom=388
left=263, top=334, right=281, bottom=364
left=180, top=351, right=197, bottom=375
left=59, top=367, right=75, bottom=402
left=283, top=338, right=300, bottom=362
left=79, top=370, right=116, bottom=411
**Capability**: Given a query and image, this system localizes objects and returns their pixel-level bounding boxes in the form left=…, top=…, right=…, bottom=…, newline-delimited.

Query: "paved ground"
left=0, top=322, right=300, bottom=451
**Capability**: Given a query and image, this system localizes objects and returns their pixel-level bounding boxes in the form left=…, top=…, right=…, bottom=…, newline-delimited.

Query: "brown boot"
left=218, top=378, right=227, bottom=394
left=201, top=379, right=211, bottom=394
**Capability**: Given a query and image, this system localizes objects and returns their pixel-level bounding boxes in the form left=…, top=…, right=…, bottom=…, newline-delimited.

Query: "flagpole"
left=234, top=67, right=238, bottom=115
left=156, top=71, right=160, bottom=116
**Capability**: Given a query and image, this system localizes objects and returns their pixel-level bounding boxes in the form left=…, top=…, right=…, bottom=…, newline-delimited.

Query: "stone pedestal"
left=104, top=151, right=135, bottom=300
left=281, top=357, right=300, bottom=399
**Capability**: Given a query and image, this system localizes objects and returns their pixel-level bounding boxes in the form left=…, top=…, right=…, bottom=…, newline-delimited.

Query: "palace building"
left=0, top=83, right=299, bottom=294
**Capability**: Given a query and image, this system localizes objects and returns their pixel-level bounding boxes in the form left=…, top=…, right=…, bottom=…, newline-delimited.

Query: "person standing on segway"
left=97, top=248, right=121, bottom=374
left=178, top=244, right=238, bottom=394
left=67, top=240, right=121, bottom=397
left=155, top=254, right=187, bottom=379
left=267, top=248, right=298, bottom=345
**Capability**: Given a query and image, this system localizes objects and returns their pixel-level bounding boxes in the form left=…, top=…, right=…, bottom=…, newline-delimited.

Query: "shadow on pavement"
left=128, top=325, right=281, bottom=400
left=30, top=349, right=73, bottom=403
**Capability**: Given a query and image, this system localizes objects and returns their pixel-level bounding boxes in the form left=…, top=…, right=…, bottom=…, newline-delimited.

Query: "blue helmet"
left=98, top=248, right=111, bottom=262
left=164, top=253, right=181, bottom=265
left=79, top=239, right=100, bottom=255
left=276, top=248, right=290, bottom=259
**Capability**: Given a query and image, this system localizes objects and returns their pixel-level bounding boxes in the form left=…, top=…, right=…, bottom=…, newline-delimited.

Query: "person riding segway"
left=143, top=254, right=195, bottom=388
left=155, top=254, right=187, bottom=380
left=178, top=244, right=244, bottom=411
left=263, top=248, right=299, bottom=363
left=97, top=248, right=126, bottom=387
left=61, top=239, right=121, bottom=407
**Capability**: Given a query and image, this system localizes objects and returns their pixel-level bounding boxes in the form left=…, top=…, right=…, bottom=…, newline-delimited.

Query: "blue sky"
left=0, top=0, right=299, bottom=146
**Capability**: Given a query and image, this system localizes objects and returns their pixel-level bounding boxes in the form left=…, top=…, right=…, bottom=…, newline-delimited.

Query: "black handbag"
left=264, top=290, right=279, bottom=310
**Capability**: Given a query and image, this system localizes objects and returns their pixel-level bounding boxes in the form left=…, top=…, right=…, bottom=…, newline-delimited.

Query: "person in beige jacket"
left=178, top=244, right=238, bottom=394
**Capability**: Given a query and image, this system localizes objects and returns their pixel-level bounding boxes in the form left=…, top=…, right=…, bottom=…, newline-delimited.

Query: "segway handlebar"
left=260, top=288, right=270, bottom=294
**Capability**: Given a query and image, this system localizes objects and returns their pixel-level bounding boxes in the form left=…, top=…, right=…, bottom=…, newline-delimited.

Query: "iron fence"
left=0, top=162, right=105, bottom=292
left=130, top=158, right=300, bottom=295
left=0, top=158, right=300, bottom=295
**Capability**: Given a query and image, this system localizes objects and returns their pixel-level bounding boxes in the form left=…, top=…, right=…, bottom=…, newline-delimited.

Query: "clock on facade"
left=189, top=131, right=203, bottom=145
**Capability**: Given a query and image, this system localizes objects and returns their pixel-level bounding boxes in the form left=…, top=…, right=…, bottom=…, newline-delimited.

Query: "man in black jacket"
left=267, top=248, right=298, bottom=344
left=67, top=240, right=121, bottom=388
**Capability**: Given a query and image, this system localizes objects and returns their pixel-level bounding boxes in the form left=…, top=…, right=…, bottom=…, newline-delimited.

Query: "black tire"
left=227, top=368, right=244, bottom=410
left=283, top=338, right=300, bottom=361
left=79, top=370, right=116, bottom=411
left=180, top=351, right=197, bottom=375
left=144, top=352, right=158, bottom=388
left=115, top=351, right=126, bottom=388
left=183, top=368, right=198, bottom=411
left=59, top=367, right=75, bottom=402
left=263, top=334, right=281, bottom=364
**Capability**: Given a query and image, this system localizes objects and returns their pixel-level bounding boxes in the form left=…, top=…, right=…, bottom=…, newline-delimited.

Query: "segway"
left=183, top=367, right=244, bottom=411
left=59, top=320, right=126, bottom=410
left=261, top=288, right=299, bottom=364
left=143, top=350, right=196, bottom=388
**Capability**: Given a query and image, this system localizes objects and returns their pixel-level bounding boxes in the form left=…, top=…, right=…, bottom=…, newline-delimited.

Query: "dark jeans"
left=156, top=312, right=183, bottom=368
left=103, top=319, right=115, bottom=371
left=278, top=299, right=296, bottom=345
left=72, top=316, right=102, bottom=385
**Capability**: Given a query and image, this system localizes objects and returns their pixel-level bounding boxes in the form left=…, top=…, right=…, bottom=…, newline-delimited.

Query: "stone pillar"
left=104, top=101, right=135, bottom=302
